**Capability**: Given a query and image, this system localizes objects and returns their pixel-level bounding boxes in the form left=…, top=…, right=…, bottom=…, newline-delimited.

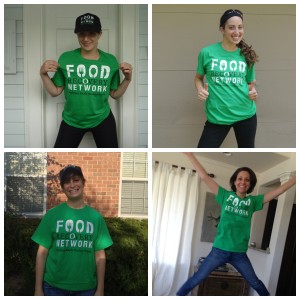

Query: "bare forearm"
left=264, top=176, right=296, bottom=203
left=194, top=74, right=204, bottom=92
left=40, top=74, right=63, bottom=97
left=184, top=153, right=219, bottom=194
left=185, top=153, right=208, bottom=179
left=95, top=250, right=106, bottom=295
left=35, top=251, right=48, bottom=295
left=110, top=79, right=131, bottom=100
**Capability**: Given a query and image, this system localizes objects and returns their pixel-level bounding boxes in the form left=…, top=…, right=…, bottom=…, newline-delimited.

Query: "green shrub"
left=4, top=213, right=39, bottom=295
left=4, top=213, right=148, bottom=296
left=105, top=218, right=148, bottom=295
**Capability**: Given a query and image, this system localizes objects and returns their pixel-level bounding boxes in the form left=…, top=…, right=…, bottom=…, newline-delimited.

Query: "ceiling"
left=193, top=152, right=291, bottom=173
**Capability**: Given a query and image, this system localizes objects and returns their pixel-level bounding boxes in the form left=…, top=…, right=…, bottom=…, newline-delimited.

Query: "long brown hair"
left=238, top=39, right=259, bottom=68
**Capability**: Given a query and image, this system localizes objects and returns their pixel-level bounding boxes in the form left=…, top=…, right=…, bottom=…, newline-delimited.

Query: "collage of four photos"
left=3, top=3, right=296, bottom=297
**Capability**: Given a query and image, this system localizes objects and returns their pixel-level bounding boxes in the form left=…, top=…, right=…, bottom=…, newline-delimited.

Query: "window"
left=121, top=152, right=148, bottom=217
left=4, top=152, right=47, bottom=216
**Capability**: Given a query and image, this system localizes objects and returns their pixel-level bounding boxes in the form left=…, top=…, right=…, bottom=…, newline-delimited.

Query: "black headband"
left=220, top=10, right=243, bottom=27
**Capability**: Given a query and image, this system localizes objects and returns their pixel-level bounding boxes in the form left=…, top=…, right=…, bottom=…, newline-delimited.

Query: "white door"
left=43, top=5, right=119, bottom=148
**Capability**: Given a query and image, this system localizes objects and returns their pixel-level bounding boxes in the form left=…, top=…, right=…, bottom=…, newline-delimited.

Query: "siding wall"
left=138, top=5, right=148, bottom=148
left=4, top=5, right=25, bottom=148
left=152, top=4, right=296, bottom=148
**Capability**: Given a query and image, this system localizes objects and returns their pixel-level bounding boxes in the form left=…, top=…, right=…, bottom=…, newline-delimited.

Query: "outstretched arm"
left=263, top=176, right=296, bottom=204
left=184, top=153, right=219, bottom=195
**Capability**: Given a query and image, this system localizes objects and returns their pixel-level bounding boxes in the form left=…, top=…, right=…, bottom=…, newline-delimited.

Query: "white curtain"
left=152, top=161, right=199, bottom=296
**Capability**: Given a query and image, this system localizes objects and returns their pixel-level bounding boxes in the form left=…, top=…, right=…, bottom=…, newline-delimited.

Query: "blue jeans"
left=43, top=281, right=96, bottom=296
left=176, top=247, right=270, bottom=296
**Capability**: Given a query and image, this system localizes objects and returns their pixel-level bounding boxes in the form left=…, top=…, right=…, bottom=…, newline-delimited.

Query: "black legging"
left=197, top=114, right=257, bottom=148
left=54, top=110, right=118, bottom=148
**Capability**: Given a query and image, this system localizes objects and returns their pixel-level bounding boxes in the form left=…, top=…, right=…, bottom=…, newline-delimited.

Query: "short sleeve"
left=110, top=69, right=120, bottom=91
left=31, top=214, right=54, bottom=249
left=94, top=216, right=113, bottom=251
left=196, top=50, right=206, bottom=76
left=215, top=186, right=226, bottom=205
left=253, top=194, right=264, bottom=212
left=246, top=63, right=256, bottom=83
left=51, top=68, right=65, bottom=87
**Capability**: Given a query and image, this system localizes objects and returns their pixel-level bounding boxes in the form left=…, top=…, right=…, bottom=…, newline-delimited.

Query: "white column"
left=268, top=171, right=295, bottom=294
left=119, top=5, right=137, bottom=148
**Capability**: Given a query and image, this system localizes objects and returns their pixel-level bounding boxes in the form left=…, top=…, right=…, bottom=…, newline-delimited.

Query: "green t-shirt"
left=31, top=202, right=113, bottom=291
left=213, top=186, right=264, bottom=252
left=197, top=42, right=256, bottom=125
left=52, top=48, right=120, bottom=129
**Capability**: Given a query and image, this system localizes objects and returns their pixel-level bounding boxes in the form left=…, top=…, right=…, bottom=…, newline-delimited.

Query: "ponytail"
left=238, top=39, right=259, bottom=67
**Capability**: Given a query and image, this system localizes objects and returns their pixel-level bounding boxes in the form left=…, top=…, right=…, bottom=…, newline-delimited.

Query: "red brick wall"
left=47, top=152, right=121, bottom=217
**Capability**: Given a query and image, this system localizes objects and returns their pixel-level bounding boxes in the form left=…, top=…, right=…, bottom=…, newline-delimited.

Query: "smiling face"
left=62, top=174, right=85, bottom=201
left=77, top=31, right=101, bottom=53
left=221, top=16, right=244, bottom=46
left=234, top=171, right=251, bottom=197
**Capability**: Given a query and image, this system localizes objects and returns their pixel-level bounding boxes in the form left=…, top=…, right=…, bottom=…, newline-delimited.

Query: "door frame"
left=24, top=4, right=137, bottom=148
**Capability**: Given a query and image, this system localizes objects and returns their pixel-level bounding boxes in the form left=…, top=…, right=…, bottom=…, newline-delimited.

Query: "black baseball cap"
left=59, top=165, right=84, bottom=186
left=74, top=13, right=102, bottom=33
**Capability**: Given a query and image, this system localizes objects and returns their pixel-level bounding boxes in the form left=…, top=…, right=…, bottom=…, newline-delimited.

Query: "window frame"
left=4, top=152, right=47, bottom=217
left=119, top=152, right=148, bottom=218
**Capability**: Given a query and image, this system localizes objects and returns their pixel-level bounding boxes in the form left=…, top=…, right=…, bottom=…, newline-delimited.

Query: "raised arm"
left=40, top=60, right=64, bottom=97
left=263, top=176, right=296, bottom=204
left=184, top=153, right=219, bottom=195
left=110, top=63, right=132, bottom=100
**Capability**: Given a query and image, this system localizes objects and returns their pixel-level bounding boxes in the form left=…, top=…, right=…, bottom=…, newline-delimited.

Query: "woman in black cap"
left=195, top=9, right=259, bottom=148
left=32, top=165, right=113, bottom=295
left=40, top=13, right=132, bottom=148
